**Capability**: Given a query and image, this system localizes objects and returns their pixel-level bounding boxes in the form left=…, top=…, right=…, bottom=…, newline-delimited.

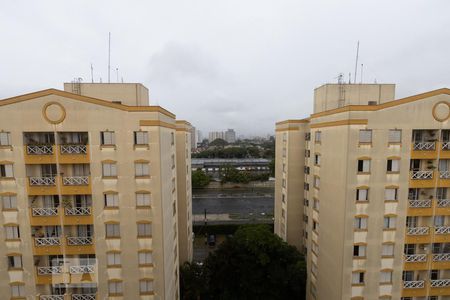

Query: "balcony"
left=411, top=142, right=437, bottom=159
left=27, top=176, right=91, bottom=195
left=39, top=295, right=65, bottom=300
left=61, top=176, right=91, bottom=195
left=403, top=254, right=428, bottom=270
left=408, top=198, right=450, bottom=216
left=30, top=207, right=93, bottom=226
left=59, top=145, right=90, bottom=164
left=431, top=279, right=450, bottom=288
left=403, top=280, right=425, bottom=289
left=36, top=265, right=95, bottom=285
left=65, top=236, right=95, bottom=255
left=32, top=237, right=94, bottom=255
left=404, top=254, right=427, bottom=262
left=405, top=227, right=430, bottom=244
left=24, top=145, right=56, bottom=164
left=72, top=295, right=96, bottom=300
left=39, top=296, right=97, bottom=300
left=410, top=171, right=435, bottom=188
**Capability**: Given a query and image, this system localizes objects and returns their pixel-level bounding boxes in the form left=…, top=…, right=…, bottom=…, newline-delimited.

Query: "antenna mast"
left=108, top=32, right=111, bottom=83
left=360, top=63, right=363, bottom=84
left=90, top=64, right=94, bottom=83
left=354, top=41, right=359, bottom=84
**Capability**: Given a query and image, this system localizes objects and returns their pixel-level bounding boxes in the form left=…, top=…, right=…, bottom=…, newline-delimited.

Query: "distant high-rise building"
left=225, top=129, right=236, bottom=143
left=208, top=129, right=236, bottom=143
left=275, top=83, right=450, bottom=300
left=190, top=126, right=196, bottom=150
left=208, top=131, right=225, bottom=142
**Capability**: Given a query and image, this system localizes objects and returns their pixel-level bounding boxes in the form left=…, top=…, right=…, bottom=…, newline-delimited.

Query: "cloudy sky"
left=0, top=1, right=449, bottom=136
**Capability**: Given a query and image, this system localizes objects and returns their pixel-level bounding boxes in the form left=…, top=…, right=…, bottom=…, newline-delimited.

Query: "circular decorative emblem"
left=432, top=101, right=450, bottom=122
left=42, top=102, right=66, bottom=124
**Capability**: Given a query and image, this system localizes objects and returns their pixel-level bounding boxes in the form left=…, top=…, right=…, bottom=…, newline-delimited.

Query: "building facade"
left=275, top=84, right=450, bottom=300
left=208, top=129, right=236, bottom=144
left=0, top=83, right=192, bottom=299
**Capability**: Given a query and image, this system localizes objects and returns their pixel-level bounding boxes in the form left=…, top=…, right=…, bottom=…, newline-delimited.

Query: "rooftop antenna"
left=353, top=40, right=360, bottom=84
left=90, top=64, right=94, bottom=83
left=100, top=77, right=102, bottom=83
left=108, top=32, right=111, bottom=83
left=360, top=63, right=363, bottom=84
left=121, top=77, right=124, bottom=83
left=116, top=68, right=119, bottom=83
left=338, top=73, right=345, bottom=108
left=348, top=72, right=352, bottom=84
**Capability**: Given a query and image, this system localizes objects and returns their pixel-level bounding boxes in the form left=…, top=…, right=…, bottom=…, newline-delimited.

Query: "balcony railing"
left=72, top=295, right=96, bottom=300
left=411, top=171, right=433, bottom=180
left=62, top=176, right=89, bottom=186
left=65, top=207, right=91, bottom=216
left=32, top=207, right=58, bottom=216
left=40, top=296, right=64, bottom=300
left=408, top=199, right=431, bottom=208
left=440, top=171, right=450, bottom=179
left=407, top=227, right=429, bottom=235
left=443, top=142, right=450, bottom=150
left=430, top=279, right=450, bottom=287
left=404, top=254, right=427, bottom=262
left=27, top=145, right=53, bottom=155
left=60, top=144, right=87, bottom=154
left=403, top=280, right=425, bottom=288
left=67, top=236, right=93, bottom=245
left=433, top=253, right=450, bottom=261
left=30, top=177, right=56, bottom=186
left=413, top=142, right=436, bottom=150
left=69, top=265, right=95, bottom=274
left=435, top=226, right=450, bottom=234
left=37, top=266, right=62, bottom=275
left=438, top=199, right=450, bottom=207
left=35, top=237, right=61, bottom=246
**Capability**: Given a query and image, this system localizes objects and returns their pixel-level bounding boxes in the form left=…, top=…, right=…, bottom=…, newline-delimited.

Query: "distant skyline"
left=0, top=1, right=449, bottom=135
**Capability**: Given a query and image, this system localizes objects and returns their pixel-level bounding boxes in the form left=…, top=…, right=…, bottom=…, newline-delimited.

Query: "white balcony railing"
left=430, top=279, right=450, bottom=287
left=67, top=236, right=93, bottom=245
left=60, top=144, right=87, bottom=154
left=403, top=280, right=425, bottom=288
left=435, top=226, right=450, bottom=234
left=440, top=170, right=450, bottom=179
left=408, top=199, right=431, bottom=208
left=32, top=207, right=58, bottom=216
left=433, top=253, right=450, bottom=261
left=35, top=237, right=61, bottom=246
left=40, top=296, right=64, bottom=300
left=27, top=145, right=53, bottom=155
left=65, top=207, right=91, bottom=216
left=442, top=142, right=450, bottom=150
left=438, top=199, right=450, bottom=207
left=407, top=227, right=430, bottom=235
left=411, top=171, right=433, bottom=180
left=404, top=254, right=427, bottom=262
left=62, top=176, right=89, bottom=186
left=72, top=295, right=96, bottom=300
left=413, top=142, right=436, bottom=150
left=30, top=177, right=56, bottom=186
left=37, top=266, right=62, bottom=275
left=69, top=265, right=95, bottom=274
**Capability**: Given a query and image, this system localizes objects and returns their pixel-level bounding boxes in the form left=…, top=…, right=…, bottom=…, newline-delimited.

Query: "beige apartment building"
left=0, top=82, right=193, bottom=300
left=275, top=83, right=450, bottom=300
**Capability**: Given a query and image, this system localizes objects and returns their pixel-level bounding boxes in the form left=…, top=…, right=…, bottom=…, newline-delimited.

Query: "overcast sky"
left=0, top=1, right=449, bottom=136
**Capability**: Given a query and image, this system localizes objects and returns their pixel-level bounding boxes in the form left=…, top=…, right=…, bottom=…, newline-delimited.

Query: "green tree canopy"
left=191, top=169, right=211, bottom=188
left=209, top=138, right=228, bottom=147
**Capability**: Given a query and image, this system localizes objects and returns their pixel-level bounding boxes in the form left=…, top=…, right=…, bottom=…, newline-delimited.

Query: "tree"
left=203, top=224, right=306, bottom=300
left=180, top=262, right=207, bottom=300
left=209, top=138, right=228, bottom=147
left=269, top=159, right=275, bottom=177
left=220, top=165, right=250, bottom=184
left=192, top=169, right=211, bottom=188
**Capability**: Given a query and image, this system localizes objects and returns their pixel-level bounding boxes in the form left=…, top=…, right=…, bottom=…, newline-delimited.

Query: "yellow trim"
left=134, top=159, right=150, bottom=163
left=387, top=156, right=401, bottom=160
left=275, top=127, right=301, bottom=132
left=310, top=119, right=368, bottom=129
left=357, top=156, right=371, bottom=160
left=136, top=190, right=151, bottom=194
left=103, top=190, right=118, bottom=195
left=175, top=120, right=192, bottom=126
left=0, top=192, right=16, bottom=196
left=276, top=119, right=310, bottom=126
left=140, top=120, right=176, bottom=129
left=0, top=88, right=176, bottom=118
left=311, top=88, right=450, bottom=118
left=137, top=220, right=152, bottom=224
left=138, top=249, right=153, bottom=253
left=42, top=101, right=66, bottom=124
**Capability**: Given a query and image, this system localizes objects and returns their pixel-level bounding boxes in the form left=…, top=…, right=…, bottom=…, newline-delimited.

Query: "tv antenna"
left=90, top=64, right=94, bottom=83
left=353, top=41, right=360, bottom=84
left=108, top=32, right=111, bottom=83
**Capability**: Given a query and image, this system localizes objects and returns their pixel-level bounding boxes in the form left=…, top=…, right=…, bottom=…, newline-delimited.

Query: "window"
left=107, top=252, right=121, bottom=266
left=102, top=163, right=117, bottom=177
left=380, top=271, right=393, bottom=283
left=315, top=131, right=321, bottom=143
left=171, top=132, right=175, bottom=145
left=282, top=179, right=286, bottom=188
left=10, top=284, right=24, bottom=297
left=359, top=129, right=372, bottom=144
left=108, top=281, right=123, bottom=295
left=281, top=194, right=286, bottom=203
left=313, top=199, right=319, bottom=211
left=0, top=132, right=11, bottom=146
left=357, top=159, right=370, bottom=173
left=384, top=216, right=396, bottom=229
left=139, top=251, right=153, bottom=265
left=305, top=133, right=311, bottom=141
left=101, top=131, right=115, bottom=145
left=173, top=201, right=177, bottom=216
left=140, top=279, right=154, bottom=294
left=356, top=188, right=368, bottom=201
left=305, top=150, right=310, bottom=158
left=304, top=183, right=309, bottom=191
left=104, top=193, right=119, bottom=207
left=106, top=224, right=120, bottom=238
left=388, top=129, right=402, bottom=143
left=137, top=223, right=152, bottom=237
left=354, top=217, right=368, bottom=230
left=352, top=272, right=365, bottom=284
left=136, top=193, right=151, bottom=207
left=314, top=154, right=321, bottom=165
left=387, top=159, right=400, bottom=172
left=382, top=244, right=395, bottom=257
left=171, top=154, right=175, bottom=169
left=1, top=194, right=17, bottom=210
left=5, top=225, right=20, bottom=240
left=313, top=177, right=320, bottom=189
left=135, top=163, right=149, bottom=177
left=0, top=163, right=14, bottom=178
left=281, top=209, right=285, bottom=218
left=304, top=166, right=310, bottom=174
left=312, top=221, right=319, bottom=231
left=134, top=131, right=149, bottom=145
left=353, top=245, right=366, bottom=257
left=385, top=188, right=398, bottom=201
left=7, top=255, right=22, bottom=269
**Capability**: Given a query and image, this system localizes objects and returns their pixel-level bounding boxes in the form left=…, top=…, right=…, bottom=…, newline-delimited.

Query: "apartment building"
left=0, top=82, right=192, bottom=300
left=275, top=83, right=450, bottom=300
